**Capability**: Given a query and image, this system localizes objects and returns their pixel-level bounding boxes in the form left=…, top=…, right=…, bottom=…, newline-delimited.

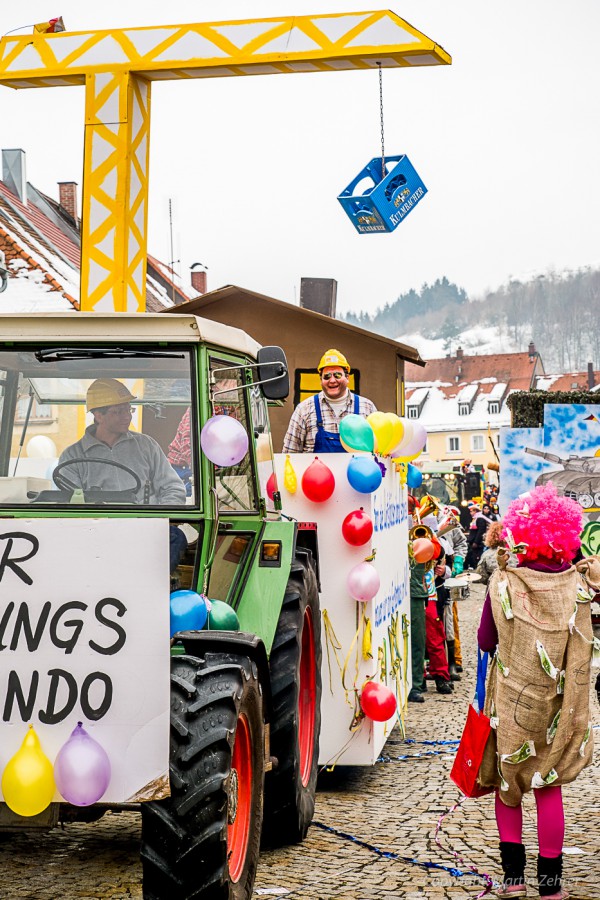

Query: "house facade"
left=404, top=344, right=545, bottom=471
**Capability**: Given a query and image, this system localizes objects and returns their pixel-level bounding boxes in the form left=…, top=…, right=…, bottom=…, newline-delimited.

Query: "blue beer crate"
left=337, top=154, right=427, bottom=234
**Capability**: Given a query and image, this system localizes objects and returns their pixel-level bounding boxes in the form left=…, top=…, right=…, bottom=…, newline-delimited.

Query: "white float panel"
left=275, top=453, right=410, bottom=766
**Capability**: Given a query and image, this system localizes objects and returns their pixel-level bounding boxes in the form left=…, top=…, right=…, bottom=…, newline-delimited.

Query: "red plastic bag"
left=450, top=702, right=493, bottom=798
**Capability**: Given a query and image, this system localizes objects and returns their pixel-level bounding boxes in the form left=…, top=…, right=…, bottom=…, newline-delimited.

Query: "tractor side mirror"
left=257, top=346, right=289, bottom=401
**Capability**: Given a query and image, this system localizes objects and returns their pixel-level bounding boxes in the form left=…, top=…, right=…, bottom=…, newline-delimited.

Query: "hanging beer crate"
left=338, top=154, right=427, bottom=234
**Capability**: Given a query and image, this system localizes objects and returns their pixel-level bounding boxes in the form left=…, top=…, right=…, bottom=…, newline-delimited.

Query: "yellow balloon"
left=2, top=725, right=55, bottom=817
left=367, top=412, right=393, bottom=458
left=384, top=414, right=404, bottom=456
left=284, top=454, right=297, bottom=494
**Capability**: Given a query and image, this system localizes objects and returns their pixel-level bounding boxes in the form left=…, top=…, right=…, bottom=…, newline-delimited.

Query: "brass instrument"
left=415, top=493, right=440, bottom=523
left=409, top=522, right=434, bottom=541
left=437, top=509, right=460, bottom=536
left=409, top=493, right=440, bottom=540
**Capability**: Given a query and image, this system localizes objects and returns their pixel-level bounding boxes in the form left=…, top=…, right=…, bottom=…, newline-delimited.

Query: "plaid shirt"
left=282, top=391, right=376, bottom=452
left=168, top=407, right=191, bottom=467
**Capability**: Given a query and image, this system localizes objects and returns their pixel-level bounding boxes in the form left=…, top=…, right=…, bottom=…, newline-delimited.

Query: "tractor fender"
left=177, top=629, right=272, bottom=721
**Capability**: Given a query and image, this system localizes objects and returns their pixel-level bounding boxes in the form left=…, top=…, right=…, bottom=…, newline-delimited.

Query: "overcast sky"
left=2, top=1, right=599, bottom=315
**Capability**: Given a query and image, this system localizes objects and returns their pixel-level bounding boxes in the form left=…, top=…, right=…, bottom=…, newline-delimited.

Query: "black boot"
left=434, top=676, right=452, bottom=695
left=447, top=640, right=462, bottom=681
left=497, top=842, right=527, bottom=897
left=537, top=853, right=565, bottom=897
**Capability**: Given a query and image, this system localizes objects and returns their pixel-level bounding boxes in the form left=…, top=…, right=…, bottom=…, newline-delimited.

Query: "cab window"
left=0, top=347, right=195, bottom=508
left=210, top=357, right=257, bottom=513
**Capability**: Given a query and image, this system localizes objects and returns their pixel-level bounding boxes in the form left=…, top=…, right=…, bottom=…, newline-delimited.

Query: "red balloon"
left=360, top=681, right=397, bottom=722
left=266, top=472, right=277, bottom=501
left=412, top=537, right=435, bottom=563
left=301, top=458, right=335, bottom=503
left=341, top=508, right=373, bottom=546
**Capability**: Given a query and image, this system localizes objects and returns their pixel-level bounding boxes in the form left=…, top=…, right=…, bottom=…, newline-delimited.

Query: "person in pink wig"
left=477, top=483, right=596, bottom=900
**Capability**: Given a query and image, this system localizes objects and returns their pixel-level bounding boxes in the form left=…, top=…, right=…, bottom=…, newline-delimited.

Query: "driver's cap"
left=86, top=378, right=136, bottom=411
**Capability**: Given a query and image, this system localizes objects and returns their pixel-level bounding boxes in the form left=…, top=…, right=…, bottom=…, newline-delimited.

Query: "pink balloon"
left=201, top=415, right=249, bottom=467
left=395, top=423, right=427, bottom=459
left=54, top=722, right=111, bottom=806
left=389, top=418, right=414, bottom=457
left=347, top=560, right=380, bottom=602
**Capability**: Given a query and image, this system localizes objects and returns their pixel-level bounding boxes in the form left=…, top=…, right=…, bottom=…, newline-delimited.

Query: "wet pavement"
left=0, top=584, right=598, bottom=899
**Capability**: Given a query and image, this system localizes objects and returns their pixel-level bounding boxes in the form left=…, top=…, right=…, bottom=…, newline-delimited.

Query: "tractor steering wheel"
left=52, top=457, right=142, bottom=495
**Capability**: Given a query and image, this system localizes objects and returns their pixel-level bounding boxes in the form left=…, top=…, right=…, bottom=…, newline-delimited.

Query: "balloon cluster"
left=170, top=590, right=240, bottom=636
left=339, top=413, right=427, bottom=462
left=1, top=723, right=111, bottom=816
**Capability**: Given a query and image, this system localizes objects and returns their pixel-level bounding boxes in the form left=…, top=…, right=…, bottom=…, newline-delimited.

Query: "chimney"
left=58, top=181, right=78, bottom=225
left=456, top=346, right=463, bottom=360
left=528, top=340, right=536, bottom=361
left=588, top=362, right=595, bottom=390
left=300, top=277, right=337, bottom=317
left=191, top=267, right=207, bottom=295
left=2, top=148, right=27, bottom=203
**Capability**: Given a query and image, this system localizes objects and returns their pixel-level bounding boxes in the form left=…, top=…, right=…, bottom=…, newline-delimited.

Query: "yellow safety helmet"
left=317, top=349, right=350, bottom=373
left=86, top=378, right=137, bottom=411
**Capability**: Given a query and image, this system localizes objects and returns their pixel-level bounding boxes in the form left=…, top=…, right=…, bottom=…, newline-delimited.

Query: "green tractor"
left=0, top=311, right=322, bottom=899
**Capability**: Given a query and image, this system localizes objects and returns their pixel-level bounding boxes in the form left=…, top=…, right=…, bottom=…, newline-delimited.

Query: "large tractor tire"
left=141, top=652, right=265, bottom=900
left=262, top=549, right=322, bottom=847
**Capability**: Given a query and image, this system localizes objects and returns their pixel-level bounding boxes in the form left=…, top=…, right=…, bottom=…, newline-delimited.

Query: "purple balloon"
left=347, top=560, right=380, bottom=602
left=201, top=415, right=249, bottom=467
left=395, top=423, right=427, bottom=459
left=54, top=722, right=111, bottom=806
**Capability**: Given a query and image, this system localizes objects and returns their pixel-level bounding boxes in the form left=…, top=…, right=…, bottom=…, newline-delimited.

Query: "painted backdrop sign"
left=0, top=518, right=170, bottom=803
left=500, top=404, right=600, bottom=522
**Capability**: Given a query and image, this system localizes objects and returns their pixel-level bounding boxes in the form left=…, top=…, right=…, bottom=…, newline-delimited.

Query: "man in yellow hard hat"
left=282, top=349, right=376, bottom=453
left=59, top=378, right=186, bottom=506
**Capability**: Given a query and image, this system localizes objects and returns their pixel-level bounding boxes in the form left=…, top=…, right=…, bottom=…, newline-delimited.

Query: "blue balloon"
left=170, top=590, right=208, bottom=637
left=347, top=456, right=383, bottom=494
left=406, top=463, right=423, bottom=489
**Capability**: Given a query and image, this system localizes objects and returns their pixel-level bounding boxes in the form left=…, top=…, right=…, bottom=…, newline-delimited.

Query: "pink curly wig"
left=502, top=482, right=582, bottom=563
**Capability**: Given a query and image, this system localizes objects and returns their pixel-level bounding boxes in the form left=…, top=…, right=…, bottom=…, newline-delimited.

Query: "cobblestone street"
left=0, top=586, right=597, bottom=899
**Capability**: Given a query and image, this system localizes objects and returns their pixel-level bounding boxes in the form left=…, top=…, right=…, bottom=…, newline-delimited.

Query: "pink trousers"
left=495, top=786, right=564, bottom=857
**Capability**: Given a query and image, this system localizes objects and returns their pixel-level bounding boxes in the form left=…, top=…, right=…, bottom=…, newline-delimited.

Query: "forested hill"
left=341, top=269, right=600, bottom=372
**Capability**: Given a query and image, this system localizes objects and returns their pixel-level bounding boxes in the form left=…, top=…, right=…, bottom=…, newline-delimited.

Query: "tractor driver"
left=59, top=378, right=186, bottom=507
left=282, top=349, right=376, bottom=453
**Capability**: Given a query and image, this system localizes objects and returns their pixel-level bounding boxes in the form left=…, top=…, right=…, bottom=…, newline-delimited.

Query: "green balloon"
left=208, top=599, right=240, bottom=631
left=339, top=414, right=375, bottom=454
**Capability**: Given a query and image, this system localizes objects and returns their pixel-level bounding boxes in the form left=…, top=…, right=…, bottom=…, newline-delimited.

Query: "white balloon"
left=26, top=435, right=57, bottom=459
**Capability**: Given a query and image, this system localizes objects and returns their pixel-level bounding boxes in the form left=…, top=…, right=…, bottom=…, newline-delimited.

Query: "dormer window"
left=458, top=403, right=470, bottom=416
left=488, top=401, right=500, bottom=415
left=407, top=406, right=419, bottom=419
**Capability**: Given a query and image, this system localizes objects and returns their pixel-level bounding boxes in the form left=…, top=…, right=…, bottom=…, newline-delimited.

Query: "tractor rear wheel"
left=141, top=652, right=264, bottom=899
left=262, top=549, right=322, bottom=847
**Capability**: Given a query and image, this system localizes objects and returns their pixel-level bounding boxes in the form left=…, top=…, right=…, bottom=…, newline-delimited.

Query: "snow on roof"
left=488, top=382, right=508, bottom=401
left=406, top=386, right=429, bottom=406
left=456, top=383, right=478, bottom=404
left=0, top=262, right=72, bottom=313
left=409, top=383, right=512, bottom=433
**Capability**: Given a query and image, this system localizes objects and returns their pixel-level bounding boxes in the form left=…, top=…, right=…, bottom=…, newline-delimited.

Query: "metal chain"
left=378, top=62, right=385, bottom=179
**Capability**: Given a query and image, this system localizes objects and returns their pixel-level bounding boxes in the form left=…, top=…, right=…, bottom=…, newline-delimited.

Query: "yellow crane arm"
left=0, top=12, right=451, bottom=311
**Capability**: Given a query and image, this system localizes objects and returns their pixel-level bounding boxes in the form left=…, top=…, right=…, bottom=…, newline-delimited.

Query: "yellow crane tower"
left=0, top=11, right=451, bottom=312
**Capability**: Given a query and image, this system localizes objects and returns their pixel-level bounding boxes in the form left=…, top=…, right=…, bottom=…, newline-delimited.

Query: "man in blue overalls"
left=282, top=349, right=376, bottom=453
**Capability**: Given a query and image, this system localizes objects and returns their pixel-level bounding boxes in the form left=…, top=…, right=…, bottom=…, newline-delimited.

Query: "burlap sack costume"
left=478, top=563, right=595, bottom=806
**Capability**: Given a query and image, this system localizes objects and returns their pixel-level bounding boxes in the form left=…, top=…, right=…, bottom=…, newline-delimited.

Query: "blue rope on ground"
left=377, top=748, right=457, bottom=762
left=311, top=820, right=472, bottom=881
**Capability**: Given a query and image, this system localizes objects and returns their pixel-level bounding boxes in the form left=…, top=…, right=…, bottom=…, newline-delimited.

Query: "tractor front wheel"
left=141, top=652, right=264, bottom=899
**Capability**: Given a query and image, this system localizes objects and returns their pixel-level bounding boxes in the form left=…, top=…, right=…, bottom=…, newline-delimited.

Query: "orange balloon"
left=412, top=538, right=435, bottom=563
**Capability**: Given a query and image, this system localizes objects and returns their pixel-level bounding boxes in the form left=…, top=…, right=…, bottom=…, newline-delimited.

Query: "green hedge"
left=507, top=390, right=600, bottom=428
